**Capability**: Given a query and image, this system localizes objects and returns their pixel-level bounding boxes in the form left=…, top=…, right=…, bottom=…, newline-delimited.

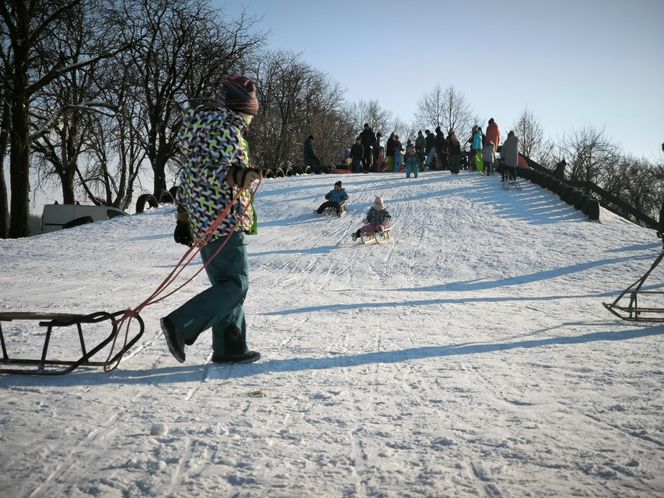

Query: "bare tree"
left=0, top=0, right=125, bottom=238
left=76, top=56, right=146, bottom=209
left=250, top=50, right=348, bottom=169
left=559, top=126, right=620, bottom=186
left=117, top=0, right=263, bottom=198
left=30, top=0, right=114, bottom=204
left=389, top=116, right=411, bottom=142
left=513, top=108, right=545, bottom=160
left=415, top=85, right=474, bottom=142
left=347, top=99, right=392, bottom=137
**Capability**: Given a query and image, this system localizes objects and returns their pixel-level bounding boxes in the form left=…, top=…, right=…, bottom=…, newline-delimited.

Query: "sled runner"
left=0, top=310, right=144, bottom=375
left=603, top=250, right=664, bottom=322
left=360, top=227, right=391, bottom=244
left=318, top=200, right=347, bottom=217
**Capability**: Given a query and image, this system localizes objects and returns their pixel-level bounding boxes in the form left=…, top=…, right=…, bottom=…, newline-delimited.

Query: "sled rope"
left=103, top=179, right=262, bottom=371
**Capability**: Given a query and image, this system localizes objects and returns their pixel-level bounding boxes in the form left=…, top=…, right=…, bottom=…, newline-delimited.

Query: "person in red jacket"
left=485, top=118, right=501, bottom=152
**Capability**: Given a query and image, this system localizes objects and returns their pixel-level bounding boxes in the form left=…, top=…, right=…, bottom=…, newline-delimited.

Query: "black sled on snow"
left=0, top=310, right=144, bottom=375
left=603, top=250, right=664, bottom=323
left=605, top=203, right=664, bottom=322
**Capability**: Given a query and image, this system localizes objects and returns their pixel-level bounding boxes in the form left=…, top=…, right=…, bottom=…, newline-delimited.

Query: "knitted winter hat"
left=373, top=196, right=384, bottom=210
left=218, top=75, right=259, bottom=116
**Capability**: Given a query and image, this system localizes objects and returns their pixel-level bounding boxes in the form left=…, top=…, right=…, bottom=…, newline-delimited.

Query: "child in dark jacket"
left=351, top=196, right=391, bottom=240
left=315, top=181, right=349, bottom=217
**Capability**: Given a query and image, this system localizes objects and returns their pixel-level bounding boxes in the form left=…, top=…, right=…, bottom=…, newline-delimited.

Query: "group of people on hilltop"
left=304, top=118, right=522, bottom=182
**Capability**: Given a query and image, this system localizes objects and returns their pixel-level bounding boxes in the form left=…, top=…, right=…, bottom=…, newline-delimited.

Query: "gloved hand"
left=174, top=220, right=193, bottom=246
left=173, top=211, right=194, bottom=247
left=227, top=167, right=262, bottom=190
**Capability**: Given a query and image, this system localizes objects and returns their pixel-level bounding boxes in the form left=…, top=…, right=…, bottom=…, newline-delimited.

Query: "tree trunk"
left=8, top=45, right=30, bottom=238
left=60, top=164, right=76, bottom=204
left=0, top=99, right=9, bottom=238
left=152, top=159, right=167, bottom=199
left=9, top=98, right=31, bottom=238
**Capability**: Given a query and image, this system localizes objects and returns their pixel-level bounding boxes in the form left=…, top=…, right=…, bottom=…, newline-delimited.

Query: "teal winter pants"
left=167, top=232, right=249, bottom=357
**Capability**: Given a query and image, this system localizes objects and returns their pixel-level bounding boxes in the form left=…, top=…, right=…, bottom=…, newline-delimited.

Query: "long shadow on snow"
left=219, top=325, right=664, bottom=378
left=260, top=291, right=617, bottom=316
left=392, top=253, right=659, bottom=293
left=7, top=325, right=661, bottom=386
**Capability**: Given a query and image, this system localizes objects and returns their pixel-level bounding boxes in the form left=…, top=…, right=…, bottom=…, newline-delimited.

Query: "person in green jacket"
left=162, top=75, right=262, bottom=365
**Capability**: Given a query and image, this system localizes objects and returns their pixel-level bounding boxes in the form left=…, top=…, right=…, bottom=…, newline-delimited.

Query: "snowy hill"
left=1, top=170, right=663, bottom=497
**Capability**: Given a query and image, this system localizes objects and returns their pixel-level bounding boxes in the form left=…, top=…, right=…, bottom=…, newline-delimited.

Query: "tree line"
left=2, top=0, right=663, bottom=239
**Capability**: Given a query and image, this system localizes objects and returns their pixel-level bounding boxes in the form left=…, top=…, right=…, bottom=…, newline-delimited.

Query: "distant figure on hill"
left=373, top=132, right=383, bottom=171
left=393, top=135, right=404, bottom=172
left=415, top=130, right=426, bottom=169
left=385, top=133, right=396, bottom=173
left=448, top=130, right=461, bottom=175
left=350, top=137, right=364, bottom=173
left=500, top=130, right=519, bottom=182
left=482, top=140, right=496, bottom=176
left=304, top=135, right=320, bottom=168
left=471, top=126, right=484, bottom=173
left=404, top=144, right=419, bottom=178
left=425, top=129, right=435, bottom=160
left=359, top=123, right=377, bottom=173
left=485, top=118, right=501, bottom=152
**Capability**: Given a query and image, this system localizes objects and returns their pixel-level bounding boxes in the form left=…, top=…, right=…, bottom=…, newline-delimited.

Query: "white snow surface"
left=1, top=170, right=663, bottom=497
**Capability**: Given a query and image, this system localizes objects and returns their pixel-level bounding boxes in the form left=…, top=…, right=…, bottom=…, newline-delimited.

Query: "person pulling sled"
left=161, top=75, right=262, bottom=365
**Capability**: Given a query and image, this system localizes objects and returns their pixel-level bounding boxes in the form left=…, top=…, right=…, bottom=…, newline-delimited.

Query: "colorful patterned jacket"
left=365, top=207, right=391, bottom=226
left=176, top=106, right=255, bottom=241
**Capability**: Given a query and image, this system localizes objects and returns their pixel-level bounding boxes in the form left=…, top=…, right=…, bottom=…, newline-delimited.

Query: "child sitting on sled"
left=315, top=180, right=349, bottom=217
left=351, top=196, right=391, bottom=241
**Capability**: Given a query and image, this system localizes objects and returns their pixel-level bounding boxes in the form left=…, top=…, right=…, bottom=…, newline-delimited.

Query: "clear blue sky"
left=219, top=0, right=663, bottom=161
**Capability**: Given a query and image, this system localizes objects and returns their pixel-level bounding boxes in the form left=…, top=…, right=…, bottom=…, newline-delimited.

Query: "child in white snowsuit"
left=351, top=197, right=391, bottom=240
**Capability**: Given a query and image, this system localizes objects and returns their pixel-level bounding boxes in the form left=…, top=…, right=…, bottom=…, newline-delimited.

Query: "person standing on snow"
left=448, top=130, right=462, bottom=175
left=471, top=125, right=484, bottom=173
left=500, top=130, right=519, bottom=182
left=415, top=130, right=426, bottom=170
left=359, top=123, right=376, bottom=173
left=304, top=134, right=321, bottom=168
left=162, top=75, right=262, bottom=365
left=350, top=136, right=365, bottom=173
left=404, top=143, right=419, bottom=178
left=485, top=118, right=501, bottom=153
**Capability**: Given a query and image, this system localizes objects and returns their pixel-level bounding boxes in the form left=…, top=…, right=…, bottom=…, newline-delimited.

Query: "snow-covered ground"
left=1, top=170, right=663, bottom=497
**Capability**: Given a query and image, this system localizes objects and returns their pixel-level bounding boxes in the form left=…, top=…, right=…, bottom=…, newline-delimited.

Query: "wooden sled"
left=360, top=227, right=391, bottom=244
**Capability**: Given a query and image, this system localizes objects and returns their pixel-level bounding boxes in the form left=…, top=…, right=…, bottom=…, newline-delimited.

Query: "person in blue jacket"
left=314, top=181, right=349, bottom=217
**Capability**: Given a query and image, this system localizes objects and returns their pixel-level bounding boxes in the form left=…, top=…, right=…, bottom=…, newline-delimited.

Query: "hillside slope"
left=1, top=170, right=663, bottom=497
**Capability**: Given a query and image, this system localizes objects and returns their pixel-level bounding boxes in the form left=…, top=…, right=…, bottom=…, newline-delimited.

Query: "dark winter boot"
left=161, top=317, right=185, bottom=363
left=223, top=323, right=245, bottom=356
left=212, top=351, right=261, bottom=364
